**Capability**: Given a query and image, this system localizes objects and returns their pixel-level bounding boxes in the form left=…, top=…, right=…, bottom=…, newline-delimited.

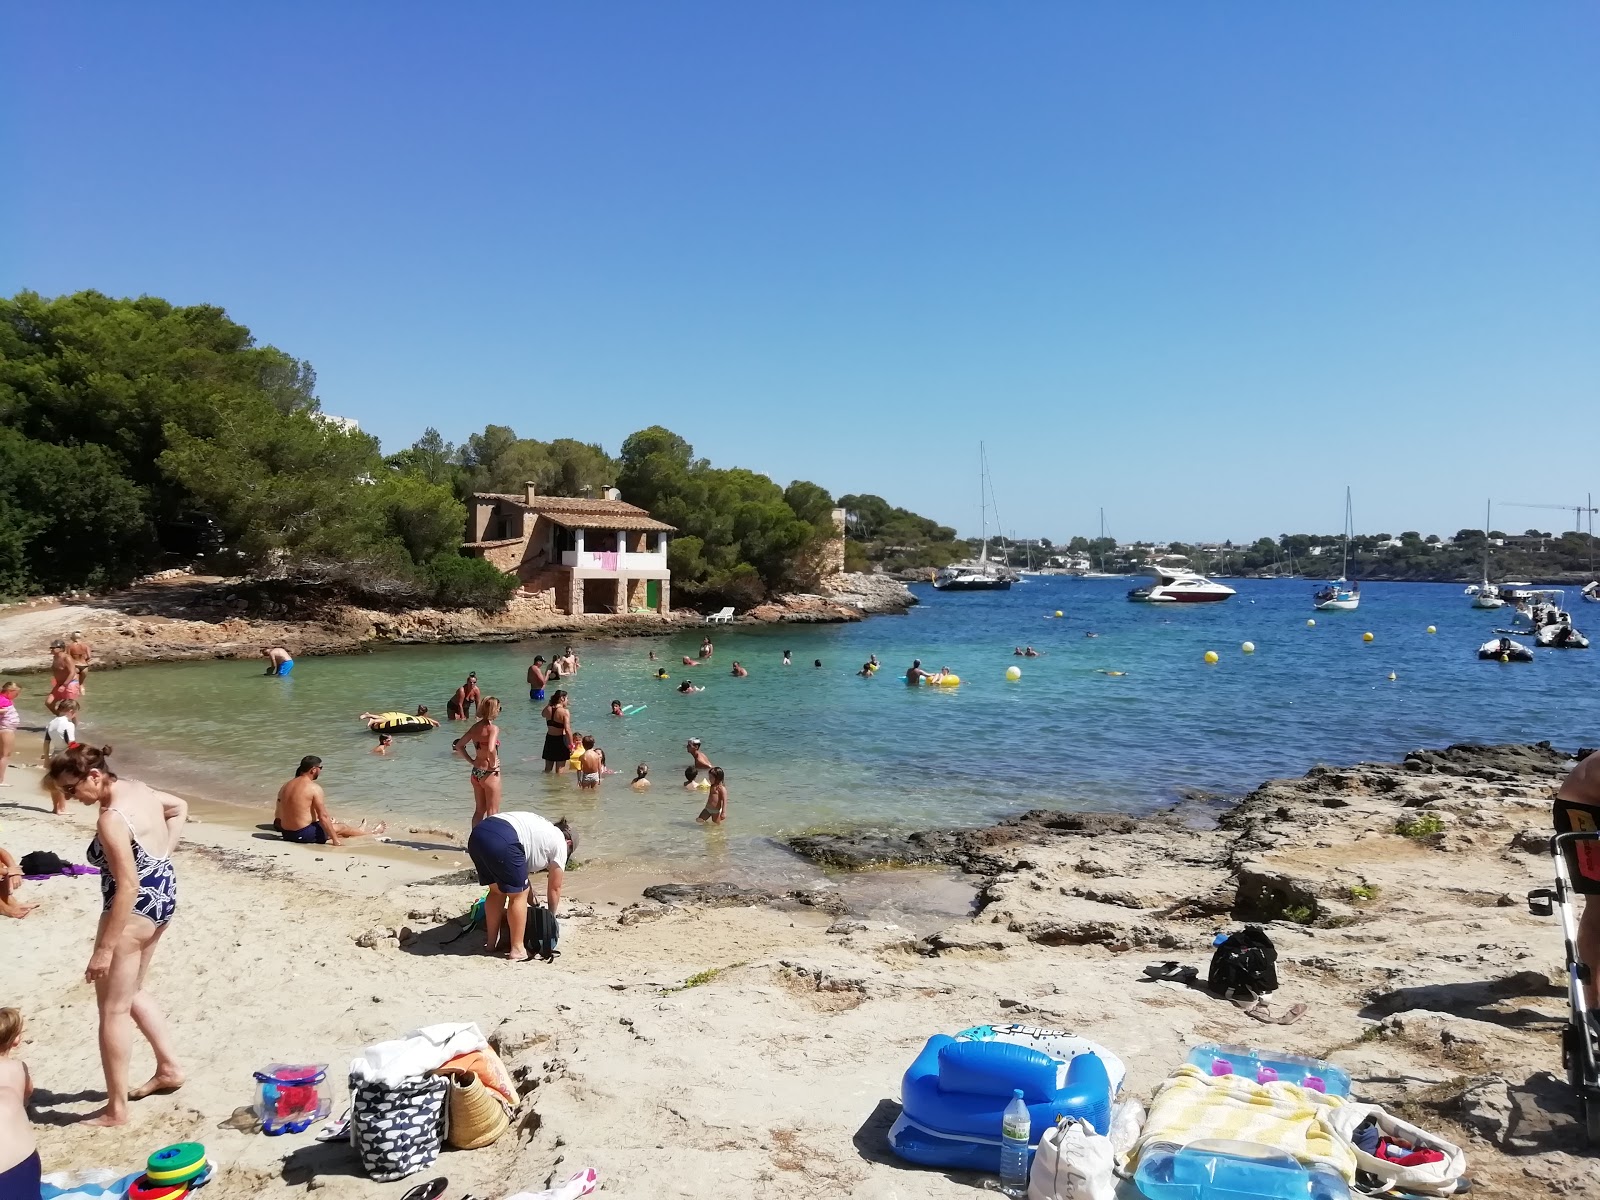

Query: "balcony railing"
left=561, top=551, right=667, bottom=571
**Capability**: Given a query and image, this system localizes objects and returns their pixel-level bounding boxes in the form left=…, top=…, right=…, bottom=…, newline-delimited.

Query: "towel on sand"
left=350, top=1022, right=488, bottom=1087
left=1130, top=1064, right=1357, bottom=1184
left=438, top=1046, right=517, bottom=1109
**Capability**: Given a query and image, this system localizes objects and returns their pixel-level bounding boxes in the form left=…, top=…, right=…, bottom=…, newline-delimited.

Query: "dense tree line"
left=0, top=290, right=961, bottom=610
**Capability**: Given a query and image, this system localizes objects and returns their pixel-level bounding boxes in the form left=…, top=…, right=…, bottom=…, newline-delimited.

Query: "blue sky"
left=5, top=4, right=1596, bottom=542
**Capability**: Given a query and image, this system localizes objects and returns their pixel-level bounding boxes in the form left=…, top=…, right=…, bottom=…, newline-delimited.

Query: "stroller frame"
left=1527, top=830, right=1600, bottom=1143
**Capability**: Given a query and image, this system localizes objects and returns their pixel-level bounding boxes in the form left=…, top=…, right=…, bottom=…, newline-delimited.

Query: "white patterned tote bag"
left=349, top=1073, right=449, bottom=1182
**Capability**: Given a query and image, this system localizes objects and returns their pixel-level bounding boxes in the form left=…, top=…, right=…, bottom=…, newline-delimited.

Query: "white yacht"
left=1128, top=565, right=1236, bottom=604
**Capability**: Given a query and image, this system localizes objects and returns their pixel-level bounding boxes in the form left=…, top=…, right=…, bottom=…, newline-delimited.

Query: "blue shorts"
left=276, top=659, right=295, bottom=676
left=467, top=816, right=528, bottom=894
left=530, top=687, right=545, bottom=701
left=282, top=822, right=329, bottom=844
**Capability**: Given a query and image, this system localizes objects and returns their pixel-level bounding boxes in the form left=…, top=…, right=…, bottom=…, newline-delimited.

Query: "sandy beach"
left=2, top=742, right=1593, bottom=1198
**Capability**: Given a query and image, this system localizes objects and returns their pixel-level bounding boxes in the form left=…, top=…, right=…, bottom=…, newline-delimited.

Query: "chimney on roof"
left=524, top=481, right=537, bottom=506
left=603, top=486, right=621, bottom=502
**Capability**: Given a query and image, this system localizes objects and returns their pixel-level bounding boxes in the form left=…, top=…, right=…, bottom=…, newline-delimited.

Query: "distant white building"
left=315, top=413, right=360, bottom=433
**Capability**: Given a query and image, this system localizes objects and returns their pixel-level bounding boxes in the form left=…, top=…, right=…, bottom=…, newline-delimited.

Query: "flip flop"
left=1142, top=961, right=1198, bottom=984
left=314, top=1107, right=350, bottom=1142
left=400, top=1178, right=448, bottom=1200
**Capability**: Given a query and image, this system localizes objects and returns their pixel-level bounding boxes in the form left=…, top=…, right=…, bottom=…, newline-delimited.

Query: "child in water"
left=610, top=700, right=624, bottom=717
left=655, top=668, right=669, bottom=679
left=682, top=766, right=708, bottom=790
left=0, top=1008, right=39, bottom=1199
left=698, top=767, right=727, bottom=824
left=373, top=734, right=394, bottom=755
left=782, top=650, right=791, bottom=666
left=631, top=764, right=651, bottom=791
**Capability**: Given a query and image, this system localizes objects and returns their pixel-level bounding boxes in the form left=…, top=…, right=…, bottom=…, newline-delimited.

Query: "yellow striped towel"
left=1130, top=1063, right=1358, bottom=1183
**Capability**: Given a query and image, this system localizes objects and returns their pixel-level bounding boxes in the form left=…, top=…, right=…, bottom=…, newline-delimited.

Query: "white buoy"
left=1306, top=619, right=1316, bottom=627
left=1241, top=641, right=1255, bottom=654
left=1005, top=666, right=1022, bottom=682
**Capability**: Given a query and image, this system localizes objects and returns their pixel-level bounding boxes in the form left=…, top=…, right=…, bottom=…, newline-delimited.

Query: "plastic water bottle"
left=999, top=1088, right=1030, bottom=1196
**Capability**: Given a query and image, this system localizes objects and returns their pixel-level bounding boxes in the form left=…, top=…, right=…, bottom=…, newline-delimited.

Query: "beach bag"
left=1327, top=1102, right=1466, bottom=1197
left=1028, top=1118, right=1116, bottom=1200
left=525, top=904, right=560, bottom=962
left=1208, top=926, right=1278, bottom=999
left=348, top=1073, right=448, bottom=1182
left=21, top=851, right=67, bottom=876
left=441, top=1068, right=510, bottom=1149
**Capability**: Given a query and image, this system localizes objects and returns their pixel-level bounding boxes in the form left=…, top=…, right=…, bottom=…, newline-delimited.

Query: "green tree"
left=372, top=474, right=467, bottom=565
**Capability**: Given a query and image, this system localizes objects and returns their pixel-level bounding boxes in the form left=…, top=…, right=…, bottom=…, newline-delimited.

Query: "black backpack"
left=19, top=851, right=66, bottom=876
left=1208, top=925, right=1278, bottom=999
left=524, top=905, right=560, bottom=962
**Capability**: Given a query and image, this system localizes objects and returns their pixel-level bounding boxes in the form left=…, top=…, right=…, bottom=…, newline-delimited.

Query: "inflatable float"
left=904, top=674, right=961, bottom=686
left=888, top=1024, right=1121, bottom=1173
left=1477, top=638, right=1533, bottom=663
left=366, top=712, right=436, bottom=734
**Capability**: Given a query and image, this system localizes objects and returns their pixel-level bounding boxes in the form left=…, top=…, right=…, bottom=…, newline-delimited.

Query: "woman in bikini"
left=44, top=744, right=185, bottom=1126
left=454, top=697, right=502, bottom=827
left=540, top=690, right=573, bottom=775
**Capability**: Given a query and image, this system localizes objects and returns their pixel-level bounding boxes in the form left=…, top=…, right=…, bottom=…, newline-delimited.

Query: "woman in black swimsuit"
left=541, top=690, right=572, bottom=775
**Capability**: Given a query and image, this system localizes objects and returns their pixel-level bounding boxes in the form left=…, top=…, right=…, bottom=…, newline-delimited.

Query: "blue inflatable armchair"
left=888, top=1028, right=1118, bottom=1173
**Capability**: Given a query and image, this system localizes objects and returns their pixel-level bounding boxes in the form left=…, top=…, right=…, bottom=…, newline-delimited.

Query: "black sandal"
left=401, top=1179, right=448, bottom=1200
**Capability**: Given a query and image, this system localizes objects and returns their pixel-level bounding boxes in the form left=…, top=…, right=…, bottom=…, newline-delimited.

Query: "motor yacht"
left=1127, top=566, right=1236, bottom=603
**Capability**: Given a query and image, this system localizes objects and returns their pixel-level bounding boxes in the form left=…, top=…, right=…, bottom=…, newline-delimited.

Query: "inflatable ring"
left=145, top=1160, right=207, bottom=1186
left=954, top=1024, right=1127, bottom=1091
left=147, top=1144, right=206, bottom=1176
left=129, top=1176, right=192, bottom=1200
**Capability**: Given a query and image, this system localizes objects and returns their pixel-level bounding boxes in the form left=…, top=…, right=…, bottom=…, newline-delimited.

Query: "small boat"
left=1478, top=637, right=1534, bottom=663
left=933, top=443, right=1014, bottom=592
left=1128, top=566, right=1236, bottom=604
left=1583, top=581, right=1600, bottom=604
left=1536, top=623, right=1590, bottom=649
left=1313, top=488, right=1361, bottom=611
left=1466, top=500, right=1505, bottom=609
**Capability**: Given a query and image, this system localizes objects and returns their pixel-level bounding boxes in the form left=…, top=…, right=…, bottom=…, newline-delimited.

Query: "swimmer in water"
left=677, top=680, right=703, bottom=694
left=656, top=668, right=669, bottom=679
left=611, top=700, right=624, bottom=717
left=906, top=659, right=934, bottom=686
left=813, top=659, right=822, bottom=668
left=1023, top=646, right=1040, bottom=657
left=683, top=766, right=702, bottom=790
left=1013, top=647, right=1026, bottom=656
left=782, top=650, right=791, bottom=667
left=373, top=734, right=394, bottom=755
left=1084, top=632, right=1099, bottom=639
left=631, top=764, right=651, bottom=791
left=648, top=650, right=657, bottom=662
left=730, top=662, right=748, bottom=677
left=1098, top=669, right=1125, bottom=676
left=868, top=654, right=879, bottom=669
left=857, top=662, right=875, bottom=677
left=682, top=656, right=701, bottom=667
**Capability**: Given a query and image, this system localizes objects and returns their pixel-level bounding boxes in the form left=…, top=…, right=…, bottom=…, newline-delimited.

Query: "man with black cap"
left=273, top=756, right=386, bottom=846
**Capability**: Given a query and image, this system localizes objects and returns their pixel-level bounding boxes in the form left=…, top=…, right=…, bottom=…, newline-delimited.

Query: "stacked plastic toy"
left=128, top=1144, right=211, bottom=1199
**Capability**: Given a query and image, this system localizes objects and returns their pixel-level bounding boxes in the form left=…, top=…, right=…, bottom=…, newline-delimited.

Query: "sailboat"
left=1312, top=488, right=1361, bottom=611
left=1082, top=509, right=1123, bottom=578
left=933, top=445, right=1013, bottom=592
left=1465, top=501, right=1507, bottom=610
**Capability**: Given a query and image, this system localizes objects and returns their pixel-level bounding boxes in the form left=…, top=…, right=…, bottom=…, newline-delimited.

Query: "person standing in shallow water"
left=43, top=744, right=185, bottom=1127
left=527, top=656, right=548, bottom=703
left=541, top=690, right=573, bottom=774
left=455, top=697, right=503, bottom=826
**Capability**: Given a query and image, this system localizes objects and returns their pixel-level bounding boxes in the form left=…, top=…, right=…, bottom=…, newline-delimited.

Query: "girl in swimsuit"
left=698, top=767, right=728, bottom=824
left=44, top=744, right=186, bottom=1126
left=541, top=690, right=573, bottom=775
left=0, top=682, right=18, bottom=788
left=454, top=697, right=502, bottom=827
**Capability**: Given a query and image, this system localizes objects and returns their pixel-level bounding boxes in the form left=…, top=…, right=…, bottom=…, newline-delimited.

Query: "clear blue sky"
left=5, top=3, right=1596, bottom=543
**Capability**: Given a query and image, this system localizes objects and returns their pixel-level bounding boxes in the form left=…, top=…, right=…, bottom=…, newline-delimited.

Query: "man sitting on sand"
left=1555, top=749, right=1600, bottom=1019
left=273, top=756, right=385, bottom=846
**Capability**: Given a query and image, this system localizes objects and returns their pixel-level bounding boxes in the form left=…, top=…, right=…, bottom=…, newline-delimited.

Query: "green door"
left=646, top=579, right=661, bottom=610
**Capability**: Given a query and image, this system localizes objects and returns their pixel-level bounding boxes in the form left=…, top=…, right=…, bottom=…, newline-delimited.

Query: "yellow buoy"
left=1426, top=625, right=1436, bottom=634
left=1203, top=650, right=1219, bottom=664
left=1306, top=618, right=1316, bottom=627
left=1054, top=610, right=1063, bottom=618
left=1005, top=666, right=1022, bottom=681
left=1499, top=653, right=1510, bottom=663
left=1388, top=672, right=1397, bottom=681
left=1241, top=641, right=1255, bottom=654
left=1362, top=632, right=1374, bottom=643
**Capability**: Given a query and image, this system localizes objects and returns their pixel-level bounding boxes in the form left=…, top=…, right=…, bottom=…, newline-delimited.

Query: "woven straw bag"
left=442, top=1069, right=510, bottom=1150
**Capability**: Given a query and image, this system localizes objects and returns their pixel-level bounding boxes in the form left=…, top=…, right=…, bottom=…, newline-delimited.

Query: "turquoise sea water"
left=72, top=578, right=1599, bottom=876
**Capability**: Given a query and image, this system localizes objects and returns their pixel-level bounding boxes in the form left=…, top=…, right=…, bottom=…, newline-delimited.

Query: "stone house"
left=462, top=483, right=674, bottom=616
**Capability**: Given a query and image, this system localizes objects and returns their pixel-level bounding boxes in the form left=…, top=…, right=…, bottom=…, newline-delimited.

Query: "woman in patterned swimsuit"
left=44, top=743, right=186, bottom=1126
left=453, top=697, right=503, bottom=829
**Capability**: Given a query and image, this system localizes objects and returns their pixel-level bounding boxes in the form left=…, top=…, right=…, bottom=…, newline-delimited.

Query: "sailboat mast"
left=1342, top=486, right=1352, bottom=581
left=1484, top=499, right=1492, bottom=584
left=978, top=443, right=988, bottom=564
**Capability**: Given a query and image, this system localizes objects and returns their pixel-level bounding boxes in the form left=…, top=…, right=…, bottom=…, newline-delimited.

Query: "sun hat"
left=440, top=1069, right=509, bottom=1149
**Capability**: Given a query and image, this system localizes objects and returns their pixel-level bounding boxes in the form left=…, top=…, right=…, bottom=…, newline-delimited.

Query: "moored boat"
left=1313, top=487, right=1361, bottom=611
left=1478, top=636, right=1534, bottom=663
left=1128, top=566, right=1236, bottom=603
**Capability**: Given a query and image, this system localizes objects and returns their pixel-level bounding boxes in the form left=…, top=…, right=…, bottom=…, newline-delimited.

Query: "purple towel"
left=23, top=863, right=101, bottom=881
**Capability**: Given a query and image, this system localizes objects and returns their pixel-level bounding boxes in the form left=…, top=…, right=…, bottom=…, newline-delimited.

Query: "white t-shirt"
left=46, top=715, right=77, bottom=748
left=496, top=811, right=568, bottom=872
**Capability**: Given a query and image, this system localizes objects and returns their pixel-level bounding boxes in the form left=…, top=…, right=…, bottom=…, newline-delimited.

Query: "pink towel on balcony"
left=595, top=552, right=618, bottom=570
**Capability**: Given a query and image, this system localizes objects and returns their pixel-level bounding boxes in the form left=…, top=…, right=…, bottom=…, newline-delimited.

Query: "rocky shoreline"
left=0, top=571, right=917, bottom=673
left=638, top=741, right=1595, bottom=1193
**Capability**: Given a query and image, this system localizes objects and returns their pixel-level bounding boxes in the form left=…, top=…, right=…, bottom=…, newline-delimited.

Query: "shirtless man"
left=527, top=656, right=549, bottom=703
left=273, top=757, right=384, bottom=846
left=261, top=646, right=294, bottom=677
left=730, top=661, right=748, bottom=677
left=1554, top=749, right=1600, bottom=1012
left=66, top=632, right=92, bottom=688
left=687, top=738, right=714, bottom=775
left=46, top=642, right=80, bottom=715
left=905, top=658, right=935, bottom=686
